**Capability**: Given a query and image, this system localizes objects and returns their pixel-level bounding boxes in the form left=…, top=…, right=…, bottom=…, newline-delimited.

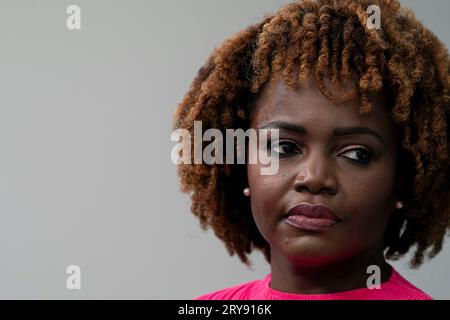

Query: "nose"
left=293, top=150, right=337, bottom=195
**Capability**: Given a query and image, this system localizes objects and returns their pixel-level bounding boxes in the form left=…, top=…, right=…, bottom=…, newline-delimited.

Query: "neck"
left=269, top=244, right=392, bottom=294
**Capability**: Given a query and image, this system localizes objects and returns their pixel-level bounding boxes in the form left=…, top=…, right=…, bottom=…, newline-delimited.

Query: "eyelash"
left=268, top=139, right=374, bottom=165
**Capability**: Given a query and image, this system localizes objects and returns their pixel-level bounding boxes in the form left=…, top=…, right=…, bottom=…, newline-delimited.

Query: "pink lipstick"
left=284, top=204, right=341, bottom=232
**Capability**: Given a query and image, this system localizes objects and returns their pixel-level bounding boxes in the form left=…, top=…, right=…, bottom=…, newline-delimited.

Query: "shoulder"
left=194, top=276, right=267, bottom=300
left=385, top=268, right=433, bottom=300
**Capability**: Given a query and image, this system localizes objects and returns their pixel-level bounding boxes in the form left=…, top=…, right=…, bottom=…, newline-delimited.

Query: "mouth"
left=283, top=203, right=341, bottom=232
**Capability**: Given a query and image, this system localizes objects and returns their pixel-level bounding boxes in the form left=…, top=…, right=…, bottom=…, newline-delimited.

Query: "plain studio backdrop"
left=0, top=0, right=449, bottom=299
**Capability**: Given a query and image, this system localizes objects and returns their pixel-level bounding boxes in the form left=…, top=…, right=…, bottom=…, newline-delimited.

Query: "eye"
left=340, top=147, right=374, bottom=165
left=270, top=139, right=301, bottom=157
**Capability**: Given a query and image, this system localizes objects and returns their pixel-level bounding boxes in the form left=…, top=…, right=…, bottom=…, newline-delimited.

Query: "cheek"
left=247, top=164, right=285, bottom=238
left=341, top=166, right=396, bottom=243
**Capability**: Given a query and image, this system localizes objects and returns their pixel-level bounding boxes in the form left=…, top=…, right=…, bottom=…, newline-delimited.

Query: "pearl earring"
left=395, top=200, right=403, bottom=210
left=243, top=187, right=250, bottom=197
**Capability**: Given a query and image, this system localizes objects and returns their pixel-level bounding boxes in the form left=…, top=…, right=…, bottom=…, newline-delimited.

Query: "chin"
left=279, top=238, right=347, bottom=265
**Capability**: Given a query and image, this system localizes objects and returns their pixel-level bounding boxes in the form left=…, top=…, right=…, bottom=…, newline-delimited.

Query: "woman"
left=173, top=0, right=449, bottom=299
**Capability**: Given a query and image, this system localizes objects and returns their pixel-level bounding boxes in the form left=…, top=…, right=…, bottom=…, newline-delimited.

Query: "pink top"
left=195, top=267, right=433, bottom=300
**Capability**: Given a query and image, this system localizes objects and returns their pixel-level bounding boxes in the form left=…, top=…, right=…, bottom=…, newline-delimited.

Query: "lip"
left=283, top=204, right=341, bottom=232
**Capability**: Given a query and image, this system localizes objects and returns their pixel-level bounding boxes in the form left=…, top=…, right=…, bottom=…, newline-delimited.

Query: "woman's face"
left=247, top=75, right=399, bottom=266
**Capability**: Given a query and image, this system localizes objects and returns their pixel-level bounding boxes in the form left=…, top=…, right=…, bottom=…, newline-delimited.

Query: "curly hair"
left=172, top=0, right=450, bottom=268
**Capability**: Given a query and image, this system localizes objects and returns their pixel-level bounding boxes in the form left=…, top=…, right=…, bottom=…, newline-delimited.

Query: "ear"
left=393, top=154, right=415, bottom=202
left=393, top=170, right=406, bottom=197
left=392, top=124, right=411, bottom=197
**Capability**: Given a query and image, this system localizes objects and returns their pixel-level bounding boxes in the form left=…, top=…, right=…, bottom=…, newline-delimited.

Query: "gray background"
left=0, top=0, right=448, bottom=299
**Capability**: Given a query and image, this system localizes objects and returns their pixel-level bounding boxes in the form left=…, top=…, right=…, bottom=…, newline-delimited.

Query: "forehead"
left=250, top=75, right=396, bottom=139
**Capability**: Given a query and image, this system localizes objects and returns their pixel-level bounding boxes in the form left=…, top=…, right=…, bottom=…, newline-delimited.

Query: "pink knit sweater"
left=195, top=267, right=433, bottom=300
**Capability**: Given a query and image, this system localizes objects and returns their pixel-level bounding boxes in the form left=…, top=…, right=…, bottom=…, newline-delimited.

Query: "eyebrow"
left=258, top=121, right=387, bottom=147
